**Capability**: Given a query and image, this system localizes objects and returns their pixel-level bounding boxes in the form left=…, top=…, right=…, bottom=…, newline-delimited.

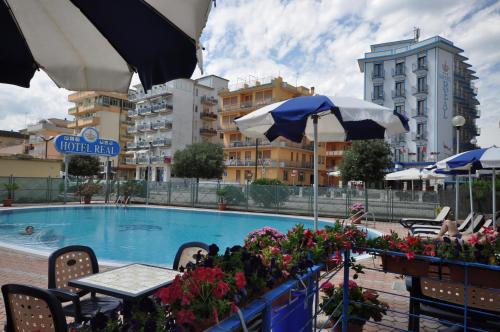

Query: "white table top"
left=69, top=264, right=181, bottom=299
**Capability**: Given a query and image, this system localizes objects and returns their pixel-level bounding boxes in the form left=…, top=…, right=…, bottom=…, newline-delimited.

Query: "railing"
left=391, top=67, right=406, bottom=77
left=218, top=123, right=238, bottom=131
left=127, top=126, right=138, bottom=134
left=128, top=110, right=139, bottom=117
left=325, top=150, right=344, bottom=156
left=371, top=92, right=384, bottom=101
left=201, top=95, right=218, bottom=105
left=125, top=158, right=136, bottom=164
left=391, top=89, right=406, bottom=99
left=152, top=138, right=171, bottom=147
left=364, top=36, right=455, bottom=58
left=412, top=132, right=428, bottom=141
left=152, top=121, right=172, bottom=130
left=200, top=112, right=218, bottom=120
left=412, top=85, right=428, bottom=95
left=137, top=141, right=149, bottom=148
left=126, top=142, right=137, bottom=149
left=371, top=70, right=385, bottom=79
left=411, top=108, right=428, bottom=120
left=227, top=140, right=314, bottom=150
left=200, top=128, right=217, bottom=135
left=225, top=159, right=314, bottom=169
left=412, top=62, right=428, bottom=72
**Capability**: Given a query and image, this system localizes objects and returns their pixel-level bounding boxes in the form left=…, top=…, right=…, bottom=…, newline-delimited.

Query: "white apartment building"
left=358, top=36, right=480, bottom=165
left=127, top=75, right=228, bottom=182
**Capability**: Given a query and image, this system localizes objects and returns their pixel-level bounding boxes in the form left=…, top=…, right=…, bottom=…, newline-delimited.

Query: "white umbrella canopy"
left=385, top=168, right=423, bottom=181
left=1, top=0, right=212, bottom=92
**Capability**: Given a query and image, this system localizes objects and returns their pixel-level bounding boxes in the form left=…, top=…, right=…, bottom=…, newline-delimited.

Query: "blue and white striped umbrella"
left=235, top=95, right=409, bottom=229
left=434, top=147, right=499, bottom=223
left=1, top=0, right=212, bottom=92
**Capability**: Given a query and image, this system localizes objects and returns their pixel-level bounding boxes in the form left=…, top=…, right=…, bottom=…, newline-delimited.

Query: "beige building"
left=26, top=118, right=72, bottom=160
left=0, top=156, right=61, bottom=178
left=219, top=77, right=326, bottom=185
left=0, top=130, right=28, bottom=155
left=67, top=91, right=135, bottom=179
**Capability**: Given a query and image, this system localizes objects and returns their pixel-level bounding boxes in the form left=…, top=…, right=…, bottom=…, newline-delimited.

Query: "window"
left=417, top=123, right=427, bottom=137
left=195, top=105, right=198, bottom=113
left=395, top=104, right=405, bottom=115
left=245, top=151, right=251, bottom=160
left=373, top=85, right=383, bottom=98
left=283, top=170, right=289, bottom=181
left=223, top=96, right=238, bottom=109
left=417, top=146, right=426, bottom=162
left=395, top=81, right=404, bottom=96
left=395, top=62, right=404, bottom=75
left=417, top=99, right=426, bottom=115
left=290, top=152, right=294, bottom=160
left=417, top=76, right=427, bottom=92
left=255, top=90, right=272, bottom=105
left=262, top=150, right=271, bottom=159
left=373, top=63, right=383, bottom=77
left=196, top=88, right=198, bottom=96
left=110, top=98, right=120, bottom=106
left=418, top=55, right=427, bottom=69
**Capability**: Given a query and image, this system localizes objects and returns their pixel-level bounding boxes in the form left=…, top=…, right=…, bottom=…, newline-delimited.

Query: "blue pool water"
left=0, top=206, right=371, bottom=266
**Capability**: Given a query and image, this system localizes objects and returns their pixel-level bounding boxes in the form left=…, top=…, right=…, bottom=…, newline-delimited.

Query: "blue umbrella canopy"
left=0, top=0, right=212, bottom=92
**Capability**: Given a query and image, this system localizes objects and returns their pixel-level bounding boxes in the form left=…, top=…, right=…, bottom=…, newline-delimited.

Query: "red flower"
left=230, top=302, right=239, bottom=313
left=362, top=290, right=379, bottom=301
left=177, top=309, right=196, bottom=325
left=303, top=229, right=313, bottom=238
left=343, top=241, right=352, bottom=249
left=282, top=254, right=292, bottom=266
left=468, top=234, right=479, bottom=245
left=405, top=252, right=415, bottom=260
left=306, top=238, right=315, bottom=248
left=270, top=246, right=281, bottom=255
left=483, top=227, right=495, bottom=235
left=235, top=272, right=246, bottom=289
left=321, top=281, right=334, bottom=290
left=423, top=244, right=436, bottom=257
left=213, top=281, right=230, bottom=298
left=407, top=236, right=419, bottom=246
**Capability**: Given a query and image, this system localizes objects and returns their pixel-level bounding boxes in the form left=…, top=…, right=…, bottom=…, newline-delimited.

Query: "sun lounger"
left=410, top=212, right=474, bottom=235
left=412, top=214, right=485, bottom=236
left=400, top=206, right=450, bottom=228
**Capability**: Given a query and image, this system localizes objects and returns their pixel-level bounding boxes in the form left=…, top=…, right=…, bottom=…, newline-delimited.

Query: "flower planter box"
left=447, top=265, right=500, bottom=289
left=381, top=255, right=430, bottom=277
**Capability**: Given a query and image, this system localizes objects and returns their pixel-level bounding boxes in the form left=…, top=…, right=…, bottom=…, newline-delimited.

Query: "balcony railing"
left=371, top=91, right=384, bottom=102
left=392, top=89, right=406, bottom=99
left=411, top=108, right=428, bottom=120
left=200, top=128, right=217, bottom=136
left=128, top=110, right=139, bottom=117
left=224, top=159, right=314, bottom=169
left=391, top=67, right=406, bottom=78
left=138, top=123, right=153, bottom=132
left=227, top=140, right=314, bottom=151
left=138, top=107, right=152, bottom=116
left=68, top=107, right=77, bottom=115
left=127, top=126, right=138, bottom=134
left=325, top=150, right=344, bottom=156
left=137, top=157, right=149, bottom=164
left=125, top=158, right=137, bottom=164
left=152, top=121, right=172, bottom=130
left=137, top=141, right=149, bottom=148
left=390, top=134, right=406, bottom=146
left=412, top=133, right=428, bottom=141
left=371, top=70, right=385, bottom=80
left=412, top=85, right=428, bottom=96
left=218, top=123, right=238, bottom=131
left=152, top=138, right=172, bottom=147
left=126, top=142, right=137, bottom=149
left=201, top=95, right=218, bottom=105
left=412, top=62, right=428, bottom=73
left=200, top=112, right=217, bottom=120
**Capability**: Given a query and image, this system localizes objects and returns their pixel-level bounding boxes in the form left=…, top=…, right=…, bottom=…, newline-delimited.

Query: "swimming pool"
left=0, top=206, right=378, bottom=266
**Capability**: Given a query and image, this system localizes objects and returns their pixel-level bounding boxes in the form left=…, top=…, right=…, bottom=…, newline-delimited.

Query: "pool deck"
left=0, top=204, right=444, bottom=331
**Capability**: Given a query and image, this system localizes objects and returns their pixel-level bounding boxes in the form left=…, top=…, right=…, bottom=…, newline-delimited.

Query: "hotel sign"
left=54, top=127, right=120, bottom=157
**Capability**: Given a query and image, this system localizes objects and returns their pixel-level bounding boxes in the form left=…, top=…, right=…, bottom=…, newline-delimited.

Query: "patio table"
left=68, top=263, right=180, bottom=302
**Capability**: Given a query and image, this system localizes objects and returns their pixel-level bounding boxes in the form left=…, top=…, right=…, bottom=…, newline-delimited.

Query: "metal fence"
left=0, top=176, right=455, bottom=221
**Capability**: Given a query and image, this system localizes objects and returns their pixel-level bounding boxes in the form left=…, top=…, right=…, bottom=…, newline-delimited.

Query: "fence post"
left=167, top=181, right=172, bottom=205
left=47, top=177, right=51, bottom=202
left=275, top=184, right=279, bottom=213
left=245, top=181, right=249, bottom=211
left=341, top=249, right=350, bottom=332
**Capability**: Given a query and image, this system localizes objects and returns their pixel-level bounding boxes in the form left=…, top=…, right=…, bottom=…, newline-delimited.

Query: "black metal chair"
left=2, top=284, right=68, bottom=332
left=173, top=241, right=209, bottom=270
left=48, top=245, right=120, bottom=322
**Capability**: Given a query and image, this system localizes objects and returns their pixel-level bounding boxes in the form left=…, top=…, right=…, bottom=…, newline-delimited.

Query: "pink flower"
left=235, top=272, right=246, bottom=289
left=213, top=281, right=230, bottom=298
left=321, top=281, right=334, bottom=290
left=468, top=234, right=479, bottom=245
left=405, top=252, right=415, bottom=260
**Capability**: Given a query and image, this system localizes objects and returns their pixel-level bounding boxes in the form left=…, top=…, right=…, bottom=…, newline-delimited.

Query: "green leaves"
left=68, top=155, right=100, bottom=176
left=172, top=142, right=224, bottom=180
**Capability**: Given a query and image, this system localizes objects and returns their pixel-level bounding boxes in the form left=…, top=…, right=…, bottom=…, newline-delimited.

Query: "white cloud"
left=1, top=0, right=499, bottom=147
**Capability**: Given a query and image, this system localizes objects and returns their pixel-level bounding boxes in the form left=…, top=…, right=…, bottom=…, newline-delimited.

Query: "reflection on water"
left=118, top=224, right=162, bottom=232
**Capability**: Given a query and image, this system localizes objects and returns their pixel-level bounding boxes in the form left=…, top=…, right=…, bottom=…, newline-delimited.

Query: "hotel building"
left=358, top=36, right=480, bottom=164
left=26, top=118, right=72, bottom=160
left=126, top=75, right=228, bottom=182
left=67, top=91, right=135, bottom=179
left=218, top=77, right=326, bottom=185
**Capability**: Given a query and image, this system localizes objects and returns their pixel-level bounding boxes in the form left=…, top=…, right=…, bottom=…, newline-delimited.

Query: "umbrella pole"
left=313, top=116, right=319, bottom=231
left=468, top=169, right=473, bottom=218
left=493, top=168, right=497, bottom=226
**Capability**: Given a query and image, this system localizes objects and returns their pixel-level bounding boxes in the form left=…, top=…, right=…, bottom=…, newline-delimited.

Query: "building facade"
left=358, top=36, right=480, bottom=164
left=26, top=118, right=72, bottom=160
left=325, top=141, right=350, bottom=186
left=67, top=91, right=135, bottom=179
left=218, top=77, right=324, bottom=185
left=126, top=75, right=228, bottom=182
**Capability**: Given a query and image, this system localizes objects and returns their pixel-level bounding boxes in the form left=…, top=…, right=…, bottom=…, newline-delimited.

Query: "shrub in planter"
left=249, top=178, right=289, bottom=208
left=76, top=182, right=102, bottom=204
left=3, top=183, right=19, bottom=207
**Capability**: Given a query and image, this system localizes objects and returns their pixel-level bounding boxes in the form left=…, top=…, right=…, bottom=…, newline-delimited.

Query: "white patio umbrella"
left=235, top=95, right=409, bottom=229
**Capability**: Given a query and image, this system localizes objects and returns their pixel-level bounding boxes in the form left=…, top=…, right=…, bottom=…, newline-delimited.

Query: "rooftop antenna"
left=414, top=27, right=420, bottom=42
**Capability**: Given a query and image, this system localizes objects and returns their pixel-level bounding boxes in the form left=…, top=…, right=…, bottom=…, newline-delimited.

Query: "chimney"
left=310, top=87, right=315, bottom=95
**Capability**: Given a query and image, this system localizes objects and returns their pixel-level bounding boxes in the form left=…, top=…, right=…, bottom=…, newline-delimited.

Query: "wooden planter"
left=381, top=255, right=430, bottom=277
left=83, top=196, right=92, bottom=204
left=448, top=265, right=500, bottom=289
left=218, top=203, right=226, bottom=211
left=3, top=198, right=12, bottom=207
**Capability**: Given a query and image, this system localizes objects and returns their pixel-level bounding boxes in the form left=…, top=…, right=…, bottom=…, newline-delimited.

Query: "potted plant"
left=216, top=187, right=229, bottom=210
left=76, top=182, right=102, bottom=204
left=3, top=183, right=19, bottom=207
left=349, top=202, right=364, bottom=224
left=320, top=280, right=389, bottom=332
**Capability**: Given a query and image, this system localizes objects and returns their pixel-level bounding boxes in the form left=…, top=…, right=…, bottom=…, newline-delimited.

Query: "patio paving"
left=0, top=205, right=446, bottom=331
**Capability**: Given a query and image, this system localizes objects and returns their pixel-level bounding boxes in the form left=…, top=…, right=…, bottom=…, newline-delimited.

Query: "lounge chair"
left=410, top=212, right=477, bottom=235
left=48, top=245, right=121, bottom=322
left=412, top=215, right=486, bottom=237
left=2, top=284, right=68, bottom=332
left=400, top=206, right=450, bottom=228
left=173, top=241, right=209, bottom=270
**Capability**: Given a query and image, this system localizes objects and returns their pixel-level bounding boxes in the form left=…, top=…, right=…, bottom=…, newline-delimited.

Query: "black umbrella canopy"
left=0, top=0, right=212, bottom=92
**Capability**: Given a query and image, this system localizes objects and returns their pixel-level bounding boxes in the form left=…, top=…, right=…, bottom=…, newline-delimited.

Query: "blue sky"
left=0, top=0, right=499, bottom=147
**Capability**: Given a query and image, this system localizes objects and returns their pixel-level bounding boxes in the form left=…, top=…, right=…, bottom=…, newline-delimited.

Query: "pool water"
left=0, top=206, right=340, bottom=266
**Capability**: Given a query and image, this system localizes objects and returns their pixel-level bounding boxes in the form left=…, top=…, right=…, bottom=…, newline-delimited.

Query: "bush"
left=249, top=179, right=289, bottom=208
left=217, top=185, right=245, bottom=205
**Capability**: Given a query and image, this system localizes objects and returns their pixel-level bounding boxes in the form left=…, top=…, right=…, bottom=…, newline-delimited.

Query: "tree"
left=339, top=140, right=392, bottom=211
left=249, top=178, right=290, bottom=208
left=340, top=140, right=392, bottom=184
left=68, top=155, right=100, bottom=177
left=172, top=142, right=225, bottom=181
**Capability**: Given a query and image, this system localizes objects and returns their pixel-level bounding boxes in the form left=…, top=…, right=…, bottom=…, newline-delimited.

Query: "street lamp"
left=452, top=115, right=466, bottom=219
left=39, top=136, right=54, bottom=159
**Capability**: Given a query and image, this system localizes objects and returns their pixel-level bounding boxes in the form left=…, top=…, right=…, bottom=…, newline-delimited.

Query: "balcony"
left=325, top=150, right=344, bottom=157
left=201, top=95, right=218, bottom=105
left=138, top=107, right=152, bottom=116
left=411, top=108, right=428, bottom=121
left=127, top=126, right=138, bottom=134
left=137, top=123, right=153, bottom=132
left=200, top=128, right=217, bottom=136
left=137, top=156, right=149, bottom=164
left=200, top=112, right=217, bottom=121
left=68, top=107, right=77, bottom=115
left=412, top=62, right=428, bottom=74
left=224, top=159, right=313, bottom=169
left=392, top=89, right=406, bottom=100
left=218, top=123, right=238, bottom=132
left=126, top=142, right=137, bottom=149
left=390, top=134, right=406, bottom=146
left=371, top=91, right=384, bottom=104
left=152, top=121, right=172, bottom=130
left=152, top=138, right=171, bottom=147
left=412, top=132, right=428, bottom=143
left=125, top=158, right=137, bottom=165
left=227, top=140, right=314, bottom=151
left=412, top=85, right=428, bottom=97
left=67, top=117, right=99, bottom=129
left=137, top=141, right=149, bottom=148
left=392, top=67, right=406, bottom=79
left=128, top=110, right=139, bottom=118
left=371, top=70, right=385, bottom=82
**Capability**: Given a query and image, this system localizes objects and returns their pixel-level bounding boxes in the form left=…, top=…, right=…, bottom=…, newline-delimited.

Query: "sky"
left=0, top=0, right=499, bottom=147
